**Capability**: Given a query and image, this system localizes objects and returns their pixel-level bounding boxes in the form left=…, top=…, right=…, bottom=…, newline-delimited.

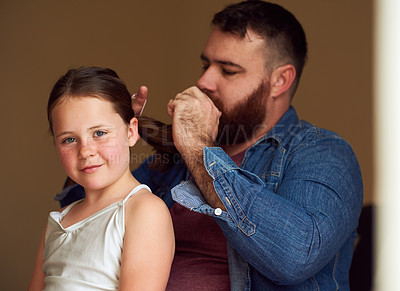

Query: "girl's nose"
left=78, top=140, right=96, bottom=159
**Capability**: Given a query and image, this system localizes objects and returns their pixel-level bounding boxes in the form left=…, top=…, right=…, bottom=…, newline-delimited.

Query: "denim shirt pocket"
left=259, top=145, right=286, bottom=192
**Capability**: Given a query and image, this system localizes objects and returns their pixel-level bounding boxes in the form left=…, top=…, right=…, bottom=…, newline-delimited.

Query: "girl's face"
left=51, top=96, right=138, bottom=193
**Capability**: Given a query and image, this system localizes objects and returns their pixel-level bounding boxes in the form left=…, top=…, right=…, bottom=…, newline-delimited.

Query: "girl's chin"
left=78, top=181, right=108, bottom=192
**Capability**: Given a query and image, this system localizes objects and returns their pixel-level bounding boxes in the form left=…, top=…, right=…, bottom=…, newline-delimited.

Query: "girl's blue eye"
left=94, top=130, right=107, bottom=137
left=62, top=137, right=76, bottom=144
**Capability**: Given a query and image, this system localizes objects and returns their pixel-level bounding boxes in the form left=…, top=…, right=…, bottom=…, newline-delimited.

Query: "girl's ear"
left=127, top=117, right=139, bottom=147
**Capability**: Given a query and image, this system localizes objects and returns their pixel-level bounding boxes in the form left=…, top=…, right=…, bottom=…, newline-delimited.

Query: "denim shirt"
left=56, top=106, right=363, bottom=290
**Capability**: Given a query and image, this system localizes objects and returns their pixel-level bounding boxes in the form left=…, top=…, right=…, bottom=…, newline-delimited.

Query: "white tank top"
left=43, top=184, right=151, bottom=291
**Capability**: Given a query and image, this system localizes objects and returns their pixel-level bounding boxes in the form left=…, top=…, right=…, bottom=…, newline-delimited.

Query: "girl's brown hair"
left=47, top=66, right=178, bottom=170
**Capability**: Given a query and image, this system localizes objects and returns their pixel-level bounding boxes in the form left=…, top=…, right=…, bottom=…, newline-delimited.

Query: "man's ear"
left=127, top=117, right=139, bottom=147
left=269, top=64, right=296, bottom=98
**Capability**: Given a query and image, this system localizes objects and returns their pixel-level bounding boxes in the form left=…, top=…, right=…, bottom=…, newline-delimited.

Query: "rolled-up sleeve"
left=172, top=140, right=363, bottom=284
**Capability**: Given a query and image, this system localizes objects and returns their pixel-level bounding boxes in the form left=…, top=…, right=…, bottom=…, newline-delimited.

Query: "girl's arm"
left=28, top=227, right=46, bottom=291
left=119, top=190, right=175, bottom=291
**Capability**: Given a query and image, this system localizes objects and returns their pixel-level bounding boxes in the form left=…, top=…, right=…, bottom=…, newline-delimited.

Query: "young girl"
left=28, top=67, right=175, bottom=291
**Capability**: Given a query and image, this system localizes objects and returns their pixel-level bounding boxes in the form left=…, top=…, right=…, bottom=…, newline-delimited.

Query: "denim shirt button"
left=214, top=208, right=222, bottom=216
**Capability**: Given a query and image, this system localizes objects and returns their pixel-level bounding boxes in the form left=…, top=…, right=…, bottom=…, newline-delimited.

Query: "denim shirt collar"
left=250, top=105, right=299, bottom=149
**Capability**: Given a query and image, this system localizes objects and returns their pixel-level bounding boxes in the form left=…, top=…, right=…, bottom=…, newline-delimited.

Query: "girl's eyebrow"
left=88, top=124, right=115, bottom=130
left=55, top=125, right=115, bottom=138
left=55, top=131, right=73, bottom=139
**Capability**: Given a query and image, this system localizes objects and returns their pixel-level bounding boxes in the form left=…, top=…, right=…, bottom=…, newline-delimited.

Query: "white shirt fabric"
left=42, top=184, right=151, bottom=291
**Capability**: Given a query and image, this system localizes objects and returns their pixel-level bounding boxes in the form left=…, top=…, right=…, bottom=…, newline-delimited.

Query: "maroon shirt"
left=166, top=151, right=246, bottom=290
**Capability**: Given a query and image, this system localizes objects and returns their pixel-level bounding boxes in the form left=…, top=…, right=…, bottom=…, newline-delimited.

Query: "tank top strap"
left=122, top=184, right=152, bottom=204
left=61, top=198, right=84, bottom=217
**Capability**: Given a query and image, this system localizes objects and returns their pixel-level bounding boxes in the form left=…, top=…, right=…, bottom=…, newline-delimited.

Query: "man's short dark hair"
left=212, top=0, right=308, bottom=96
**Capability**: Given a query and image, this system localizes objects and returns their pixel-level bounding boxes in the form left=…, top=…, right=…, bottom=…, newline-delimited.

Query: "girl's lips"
left=81, top=165, right=102, bottom=174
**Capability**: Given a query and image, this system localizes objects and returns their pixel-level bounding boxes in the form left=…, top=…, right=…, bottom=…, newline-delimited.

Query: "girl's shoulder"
left=123, top=187, right=173, bottom=247
left=125, top=186, right=170, bottom=221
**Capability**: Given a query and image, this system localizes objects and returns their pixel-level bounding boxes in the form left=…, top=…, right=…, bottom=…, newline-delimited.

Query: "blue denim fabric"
left=172, top=106, right=363, bottom=290
left=56, top=106, right=363, bottom=290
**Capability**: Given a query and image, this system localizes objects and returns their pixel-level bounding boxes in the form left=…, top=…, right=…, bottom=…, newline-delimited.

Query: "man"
left=60, top=1, right=363, bottom=289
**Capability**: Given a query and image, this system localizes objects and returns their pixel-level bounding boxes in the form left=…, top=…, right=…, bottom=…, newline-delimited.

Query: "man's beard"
left=213, top=81, right=269, bottom=146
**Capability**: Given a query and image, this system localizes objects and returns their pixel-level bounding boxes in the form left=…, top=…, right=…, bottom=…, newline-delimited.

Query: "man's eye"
left=94, top=130, right=107, bottom=138
left=222, top=69, right=237, bottom=76
left=201, top=65, right=209, bottom=72
left=62, top=137, right=76, bottom=144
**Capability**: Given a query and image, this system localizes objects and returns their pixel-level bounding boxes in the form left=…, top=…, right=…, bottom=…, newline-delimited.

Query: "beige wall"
left=0, top=0, right=372, bottom=289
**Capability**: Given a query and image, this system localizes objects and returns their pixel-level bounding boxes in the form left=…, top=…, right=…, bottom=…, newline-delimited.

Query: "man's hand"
left=168, top=86, right=225, bottom=210
left=167, top=86, right=221, bottom=158
left=131, top=86, right=148, bottom=116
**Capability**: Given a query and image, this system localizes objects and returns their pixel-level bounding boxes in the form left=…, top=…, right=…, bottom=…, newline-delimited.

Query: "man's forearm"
left=181, top=147, right=226, bottom=210
left=167, top=87, right=223, bottom=208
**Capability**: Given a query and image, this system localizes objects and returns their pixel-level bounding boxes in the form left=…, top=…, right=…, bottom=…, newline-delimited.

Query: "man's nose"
left=197, top=67, right=218, bottom=94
